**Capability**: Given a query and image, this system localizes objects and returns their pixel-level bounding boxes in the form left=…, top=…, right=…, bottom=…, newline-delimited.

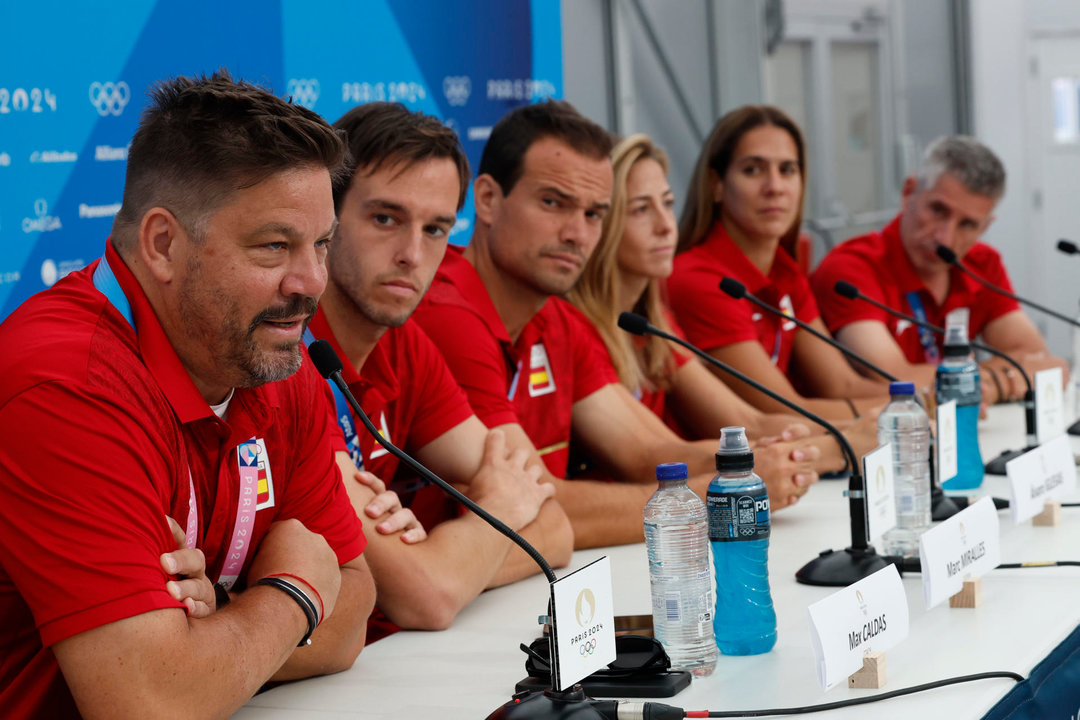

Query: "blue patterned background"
left=0, top=0, right=563, bottom=320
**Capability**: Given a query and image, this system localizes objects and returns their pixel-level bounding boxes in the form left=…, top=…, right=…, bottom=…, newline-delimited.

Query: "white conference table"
left=238, top=404, right=1080, bottom=718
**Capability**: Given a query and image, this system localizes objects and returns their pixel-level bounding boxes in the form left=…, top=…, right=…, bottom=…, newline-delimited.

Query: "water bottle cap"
left=715, top=426, right=754, bottom=471
left=889, top=381, right=916, bottom=396
left=655, top=462, right=689, bottom=481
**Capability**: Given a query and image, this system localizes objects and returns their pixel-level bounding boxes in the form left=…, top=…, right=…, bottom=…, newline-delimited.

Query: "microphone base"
left=984, top=445, right=1038, bottom=476
left=795, top=546, right=893, bottom=587
left=487, top=686, right=607, bottom=719
left=931, top=481, right=963, bottom=521
left=1068, top=418, right=1080, bottom=436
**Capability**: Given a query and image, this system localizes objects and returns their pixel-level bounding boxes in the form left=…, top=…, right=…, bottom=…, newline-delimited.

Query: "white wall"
left=970, top=0, right=1080, bottom=358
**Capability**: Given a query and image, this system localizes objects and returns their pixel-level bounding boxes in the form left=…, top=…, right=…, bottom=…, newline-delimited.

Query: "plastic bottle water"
left=708, top=427, right=776, bottom=655
left=936, top=323, right=984, bottom=490
left=643, top=462, right=717, bottom=677
left=878, top=381, right=932, bottom=556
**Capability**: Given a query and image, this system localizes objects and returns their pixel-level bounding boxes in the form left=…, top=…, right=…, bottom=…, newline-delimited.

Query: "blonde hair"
left=678, top=105, right=807, bottom=258
left=569, top=133, right=684, bottom=394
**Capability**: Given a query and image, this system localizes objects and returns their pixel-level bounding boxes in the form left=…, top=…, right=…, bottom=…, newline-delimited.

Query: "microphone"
left=832, top=280, right=1036, bottom=485
left=617, top=312, right=893, bottom=587
left=1057, top=239, right=1079, bottom=255
left=935, top=245, right=1080, bottom=328
left=719, top=277, right=898, bottom=383
left=308, top=341, right=605, bottom=720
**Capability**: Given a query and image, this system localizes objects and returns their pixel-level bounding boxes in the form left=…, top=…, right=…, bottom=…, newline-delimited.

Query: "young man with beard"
left=413, top=101, right=821, bottom=548
left=0, top=72, right=374, bottom=719
left=310, top=102, right=569, bottom=640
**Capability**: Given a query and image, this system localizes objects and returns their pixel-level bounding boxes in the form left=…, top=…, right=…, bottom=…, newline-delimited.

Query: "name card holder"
left=1033, top=499, right=1062, bottom=526
left=848, top=651, right=886, bottom=689
left=948, top=577, right=982, bottom=609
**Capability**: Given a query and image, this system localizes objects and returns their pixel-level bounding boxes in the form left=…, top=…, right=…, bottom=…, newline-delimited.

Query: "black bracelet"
left=256, top=576, right=319, bottom=647
left=844, top=397, right=860, bottom=419
left=213, top=582, right=231, bottom=610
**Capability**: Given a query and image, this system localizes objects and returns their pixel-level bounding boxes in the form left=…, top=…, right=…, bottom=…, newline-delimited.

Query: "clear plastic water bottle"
left=936, top=322, right=984, bottom=490
left=643, top=462, right=717, bottom=676
left=708, top=427, right=776, bottom=655
left=878, top=381, right=932, bottom=556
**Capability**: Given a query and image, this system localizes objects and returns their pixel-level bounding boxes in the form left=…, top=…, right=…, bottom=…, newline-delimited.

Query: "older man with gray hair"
left=810, top=135, right=1065, bottom=404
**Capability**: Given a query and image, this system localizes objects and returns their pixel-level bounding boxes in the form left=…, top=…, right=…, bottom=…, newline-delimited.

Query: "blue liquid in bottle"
left=708, top=427, right=776, bottom=655
left=936, top=323, right=984, bottom=490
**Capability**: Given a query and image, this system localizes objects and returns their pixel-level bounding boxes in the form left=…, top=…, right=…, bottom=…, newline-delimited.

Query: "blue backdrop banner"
left=0, top=0, right=563, bottom=320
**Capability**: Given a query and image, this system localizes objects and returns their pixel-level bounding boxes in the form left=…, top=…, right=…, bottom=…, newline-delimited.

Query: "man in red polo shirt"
left=0, top=72, right=375, bottom=719
left=812, top=136, right=1065, bottom=402
left=311, top=103, right=569, bottom=640
left=413, top=101, right=821, bottom=548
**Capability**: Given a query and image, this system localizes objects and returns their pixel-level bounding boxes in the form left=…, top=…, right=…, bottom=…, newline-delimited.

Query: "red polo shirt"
left=810, top=215, right=1020, bottom=363
left=0, top=243, right=364, bottom=720
left=668, top=222, right=820, bottom=374
left=412, top=247, right=618, bottom=478
left=308, top=309, right=474, bottom=487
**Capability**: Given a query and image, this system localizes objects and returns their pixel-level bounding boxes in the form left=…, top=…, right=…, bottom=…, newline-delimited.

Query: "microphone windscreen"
left=834, top=281, right=860, bottom=299
left=935, top=245, right=958, bottom=264
left=1058, top=239, right=1079, bottom=255
left=719, top=277, right=746, bottom=299
left=308, top=338, right=344, bottom=378
left=617, top=312, right=650, bottom=336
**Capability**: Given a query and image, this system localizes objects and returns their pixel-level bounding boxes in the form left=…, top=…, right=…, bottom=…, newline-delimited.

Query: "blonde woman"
left=569, top=133, right=877, bottom=485
left=669, top=106, right=888, bottom=421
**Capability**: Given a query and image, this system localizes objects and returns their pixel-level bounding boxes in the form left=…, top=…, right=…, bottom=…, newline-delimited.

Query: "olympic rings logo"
left=89, top=81, right=130, bottom=116
left=579, top=639, right=597, bottom=656
left=287, top=78, right=320, bottom=109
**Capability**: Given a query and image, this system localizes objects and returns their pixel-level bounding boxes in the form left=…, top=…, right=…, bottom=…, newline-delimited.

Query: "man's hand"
left=468, top=428, right=553, bottom=530
left=160, top=516, right=216, bottom=618
left=753, top=436, right=819, bottom=509
left=245, top=519, right=342, bottom=621
left=352, top=470, right=428, bottom=544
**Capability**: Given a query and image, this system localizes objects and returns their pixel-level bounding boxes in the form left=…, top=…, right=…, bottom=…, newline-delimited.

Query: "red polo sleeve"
left=402, top=323, right=476, bottom=448
left=413, top=302, right=520, bottom=430
left=0, top=381, right=182, bottom=648
left=969, top=245, right=1021, bottom=328
left=810, top=248, right=888, bottom=333
left=562, top=301, right=619, bottom=401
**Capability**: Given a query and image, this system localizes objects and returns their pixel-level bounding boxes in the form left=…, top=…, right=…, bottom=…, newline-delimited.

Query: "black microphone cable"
left=591, top=670, right=1024, bottom=718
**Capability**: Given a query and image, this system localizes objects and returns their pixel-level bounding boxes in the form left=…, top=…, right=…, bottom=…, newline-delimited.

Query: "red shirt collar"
left=700, top=221, right=803, bottom=296
left=307, top=306, right=399, bottom=403
left=103, top=241, right=278, bottom=426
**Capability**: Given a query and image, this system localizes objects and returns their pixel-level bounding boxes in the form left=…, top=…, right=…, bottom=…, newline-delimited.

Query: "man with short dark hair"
left=811, top=136, right=1066, bottom=402
left=413, top=101, right=819, bottom=548
left=311, top=102, right=569, bottom=640
left=0, top=71, right=375, bottom=719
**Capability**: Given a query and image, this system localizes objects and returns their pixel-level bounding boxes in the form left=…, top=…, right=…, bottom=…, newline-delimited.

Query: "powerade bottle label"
left=937, top=372, right=978, bottom=398
left=707, top=489, right=770, bottom=542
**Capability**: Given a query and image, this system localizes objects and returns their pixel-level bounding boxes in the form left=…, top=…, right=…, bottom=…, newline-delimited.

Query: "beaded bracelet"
left=256, top=576, right=319, bottom=647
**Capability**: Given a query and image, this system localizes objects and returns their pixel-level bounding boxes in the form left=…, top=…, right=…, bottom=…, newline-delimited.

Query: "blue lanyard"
left=905, top=291, right=941, bottom=364
left=92, top=255, right=134, bottom=327
left=303, top=327, right=364, bottom=470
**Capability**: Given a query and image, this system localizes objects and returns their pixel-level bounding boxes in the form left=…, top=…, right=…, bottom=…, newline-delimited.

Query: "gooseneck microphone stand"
left=308, top=340, right=607, bottom=719
left=617, top=312, right=891, bottom=587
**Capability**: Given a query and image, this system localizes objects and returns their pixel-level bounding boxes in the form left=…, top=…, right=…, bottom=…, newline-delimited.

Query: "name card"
left=807, top=565, right=909, bottom=691
left=863, top=444, right=897, bottom=543
left=918, top=497, right=1000, bottom=610
left=936, top=400, right=958, bottom=483
left=1035, top=367, right=1065, bottom=444
left=549, top=556, right=616, bottom=691
left=1006, top=434, right=1077, bottom=524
